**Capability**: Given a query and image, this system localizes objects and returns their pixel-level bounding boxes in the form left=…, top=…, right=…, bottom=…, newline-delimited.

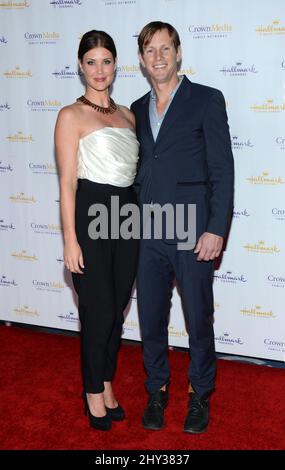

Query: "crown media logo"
left=264, top=338, right=285, bottom=353
left=168, top=325, right=188, bottom=339
left=0, top=102, right=11, bottom=111
left=13, top=305, right=39, bottom=318
left=215, top=332, right=244, bottom=346
left=214, top=270, right=247, bottom=284
left=123, top=319, right=139, bottom=332
left=50, top=0, right=82, bottom=8
left=32, top=279, right=65, bottom=293
left=9, top=192, right=36, bottom=203
left=29, top=162, right=57, bottom=175
left=0, top=275, right=17, bottom=288
left=231, top=135, right=254, bottom=150
left=3, top=66, right=32, bottom=78
left=241, top=305, right=276, bottom=319
left=220, top=61, right=258, bottom=77
left=0, top=35, right=8, bottom=44
left=233, top=208, right=250, bottom=219
left=24, top=31, right=60, bottom=45
left=7, top=131, right=34, bottom=142
left=116, top=64, right=140, bottom=78
left=0, top=1, right=29, bottom=9
left=243, top=240, right=280, bottom=254
left=0, top=161, right=13, bottom=173
left=250, top=99, right=285, bottom=112
left=188, top=22, right=232, bottom=39
left=30, top=222, right=61, bottom=236
left=246, top=171, right=284, bottom=185
left=179, top=66, right=196, bottom=76
left=27, top=99, right=61, bottom=112
left=256, top=20, right=285, bottom=35
left=271, top=207, right=285, bottom=222
left=102, top=0, right=136, bottom=6
left=0, top=219, right=15, bottom=231
left=11, top=250, right=38, bottom=261
left=52, top=65, right=80, bottom=79
left=267, top=274, right=285, bottom=289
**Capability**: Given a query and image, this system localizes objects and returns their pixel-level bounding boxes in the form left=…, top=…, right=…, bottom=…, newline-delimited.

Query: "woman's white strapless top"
left=77, top=127, right=139, bottom=187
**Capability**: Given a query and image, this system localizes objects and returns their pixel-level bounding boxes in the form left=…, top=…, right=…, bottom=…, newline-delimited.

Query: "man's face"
left=140, top=28, right=181, bottom=84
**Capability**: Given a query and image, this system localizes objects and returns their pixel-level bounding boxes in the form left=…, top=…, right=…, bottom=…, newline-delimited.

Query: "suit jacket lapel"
left=155, top=76, right=192, bottom=147
left=140, top=93, right=155, bottom=147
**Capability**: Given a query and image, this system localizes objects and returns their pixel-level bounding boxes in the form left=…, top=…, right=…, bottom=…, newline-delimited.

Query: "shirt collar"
left=150, top=75, right=184, bottom=101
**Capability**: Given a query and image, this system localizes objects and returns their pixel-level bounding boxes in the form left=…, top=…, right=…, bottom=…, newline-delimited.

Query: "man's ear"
left=139, top=53, right=145, bottom=68
left=176, top=45, right=182, bottom=63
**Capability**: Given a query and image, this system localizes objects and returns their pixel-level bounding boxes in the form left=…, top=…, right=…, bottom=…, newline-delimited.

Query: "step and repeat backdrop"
left=0, top=0, right=284, bottom=361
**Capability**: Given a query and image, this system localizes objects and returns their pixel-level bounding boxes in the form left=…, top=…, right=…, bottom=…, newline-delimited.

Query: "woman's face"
left=79, top=46, right=116, bottom=93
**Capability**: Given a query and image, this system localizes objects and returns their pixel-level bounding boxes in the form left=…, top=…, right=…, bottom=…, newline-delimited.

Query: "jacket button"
left=154, top=155, right=158, bottom=159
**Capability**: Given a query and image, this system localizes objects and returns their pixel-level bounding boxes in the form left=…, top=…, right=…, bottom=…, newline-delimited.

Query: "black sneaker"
left=183, top=393, right=209, bottom=434
left=142, top=389, right=168, bottom=430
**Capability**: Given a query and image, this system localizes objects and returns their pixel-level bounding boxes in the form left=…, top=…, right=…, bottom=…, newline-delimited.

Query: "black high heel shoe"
left=82, top=393, right=112, bottom=431
left=105, top=403, right=125, bottom=421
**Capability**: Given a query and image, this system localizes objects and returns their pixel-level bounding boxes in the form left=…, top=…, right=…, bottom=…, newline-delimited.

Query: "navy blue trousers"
left=136, top=237, right=216, bottom=398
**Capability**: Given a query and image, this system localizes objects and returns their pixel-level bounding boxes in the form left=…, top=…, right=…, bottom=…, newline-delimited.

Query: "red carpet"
left=0, top=324, right=284, bottom=450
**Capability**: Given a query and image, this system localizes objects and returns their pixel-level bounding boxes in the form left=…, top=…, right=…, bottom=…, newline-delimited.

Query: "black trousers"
left=72, top=179, right=139, bottom=393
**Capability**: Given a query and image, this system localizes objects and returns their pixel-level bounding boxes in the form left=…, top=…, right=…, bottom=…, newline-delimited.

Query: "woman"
left=54, top=30, right=139, bottom=431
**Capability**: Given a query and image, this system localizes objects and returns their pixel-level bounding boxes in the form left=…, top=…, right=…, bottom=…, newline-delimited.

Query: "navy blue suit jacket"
left=131, top=76, right=234, bottom=241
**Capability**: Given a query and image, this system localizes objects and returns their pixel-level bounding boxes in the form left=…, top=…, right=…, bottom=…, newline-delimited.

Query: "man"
left=131, top=22, right=234, bottom=433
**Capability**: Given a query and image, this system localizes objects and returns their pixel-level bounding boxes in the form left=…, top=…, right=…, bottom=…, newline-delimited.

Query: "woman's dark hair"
left=138, top=21, right=180, bottom=55
left=78, top=30, right=117, bottom=62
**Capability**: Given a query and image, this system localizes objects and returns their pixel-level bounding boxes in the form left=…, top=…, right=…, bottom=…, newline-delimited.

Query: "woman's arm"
left=54, top=107, right=84, bottom=273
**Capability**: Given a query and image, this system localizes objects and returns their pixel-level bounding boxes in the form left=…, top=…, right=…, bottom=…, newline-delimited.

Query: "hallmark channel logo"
left=256, top=20, right=285, bottom=35
left=0, top=102, right=11, bottom=111
left=57, top=311, right=78, bottom=323
left=215, top=332, right=244, bottom=346
left=30, top=222, right=61, bottom=236
left=241, top=305, right=276, bottom=319
left=220, top=61, right=258, bottom=77
left=267, top=274, right=285, bottom=289
left=246, top=171, right=284, bottom=185
left=214, top=270, right=247, bottom=284
left=27, top=99, right=61, bottom=112
left=275, top=136, right=285, bottom=150
left=0, top=161, right=13, bottom=173
left=233, top=208, right=250, bottom=219
left=7, top=131, right=34, bottom=142
left=188, top=23, right=232, bottom=39
left=0, top=219, right=15, bottom=231
left=3, top=66, right=32, bottom=78
left=116, top=64, right=139, bottom=78
left=52, top=65, right=80, bottom=79
left=32, top=279, right=64, bottom=293
left=271, top=207, right=285, bottom=222
left=50, top=0, right=82, bottom=8
left=29, top=162, right=57, bottom=175
left=250, top=99, right=285, bottom=112
left=231, top=135, right=254, bottom=150
left=0, top=0, right=29, bottom=9
left=0, top=275, right=17, bottom=288
left=9, top=192, right=36, bottom=203
left=0, top=35, right=8, bottom=44
left=24, top=31, right=60, bottom=45
left=264, top=338, right=285, bottom=353
left=243, top=240, right=280, bottom=254
left=11, top=250, right=37, bottom=261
